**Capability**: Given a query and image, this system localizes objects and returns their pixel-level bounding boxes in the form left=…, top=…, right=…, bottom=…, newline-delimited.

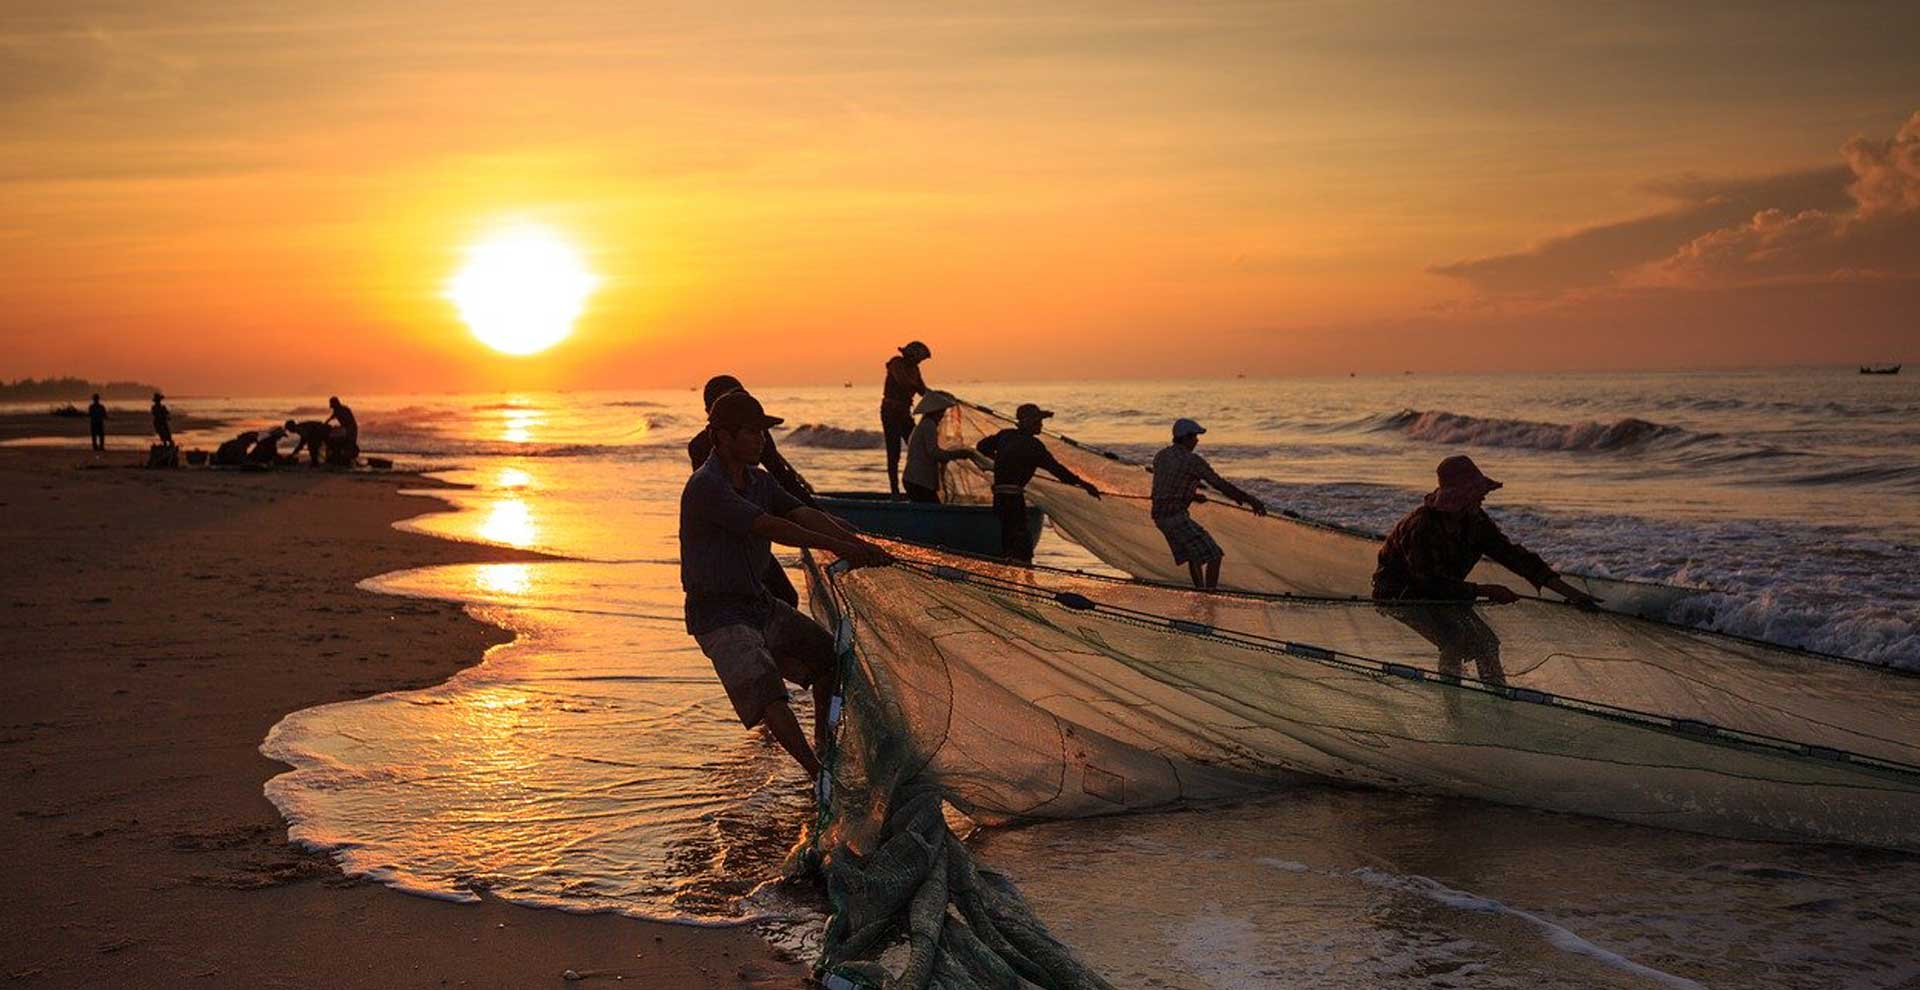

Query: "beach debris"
left=561, top=969, right=582, bottom=981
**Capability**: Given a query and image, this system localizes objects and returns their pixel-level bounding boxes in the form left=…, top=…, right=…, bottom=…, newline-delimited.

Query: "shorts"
left=1154, top=512, right=1223, bottom=565
left=693, top=599, right=837, bottom=728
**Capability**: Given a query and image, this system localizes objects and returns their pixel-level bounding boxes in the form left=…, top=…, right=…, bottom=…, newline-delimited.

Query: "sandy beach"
left=0, top=445, right=805, bottom=989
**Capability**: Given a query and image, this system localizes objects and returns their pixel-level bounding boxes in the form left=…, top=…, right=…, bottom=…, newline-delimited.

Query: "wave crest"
left=783, top=424, right=885, bottom=449
left=1375, top=409, right=1703, bottom=452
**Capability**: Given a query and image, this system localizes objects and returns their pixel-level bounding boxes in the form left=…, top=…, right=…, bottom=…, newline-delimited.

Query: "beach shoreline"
left=0, top=445, right=806, bottom=988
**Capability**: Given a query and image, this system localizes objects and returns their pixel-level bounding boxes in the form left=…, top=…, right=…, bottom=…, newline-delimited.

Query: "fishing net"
left=937, top=401, right=1699, bottom=617
left=799, top=543, right=1920, bottom=988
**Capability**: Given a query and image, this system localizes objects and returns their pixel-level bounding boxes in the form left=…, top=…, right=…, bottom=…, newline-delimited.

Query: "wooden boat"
left=815, top=491, right=1042, bottom=558
left=1860, top=364, right=1901, bottom=375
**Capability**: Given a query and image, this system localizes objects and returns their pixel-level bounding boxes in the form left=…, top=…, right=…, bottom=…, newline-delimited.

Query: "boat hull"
left=816, top=492, right=1042, bottom=558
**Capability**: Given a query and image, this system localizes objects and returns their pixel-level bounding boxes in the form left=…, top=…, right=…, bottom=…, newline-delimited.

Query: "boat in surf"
left=814, top=490, right=1042, bottom=558
left=1860, top=364, right=1901, bottom=374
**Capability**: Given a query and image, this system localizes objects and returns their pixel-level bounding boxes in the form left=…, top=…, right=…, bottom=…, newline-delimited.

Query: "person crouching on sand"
left=1372, top=454, right=1601, bottom=608
left=680, top=390, right=891, bottom=777
left=1150, top=418, right=1267, bottom=589
left=973, top=403, right=1100, bottom=563
left=285, top=419, right=331, bottom=466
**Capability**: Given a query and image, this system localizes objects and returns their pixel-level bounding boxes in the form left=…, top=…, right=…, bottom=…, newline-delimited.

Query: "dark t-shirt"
left=686, top=430, right=818, bottom=508
left=88, top=402, right=106, bottom=424
left=975, top=428, right=1086, bottom=491
left=882, top=356, right=926, bottom=408
left=679, top=455, right=803, bottom=634
left=1371, top=504, right=1557, bottom=601
left=289, top=420, right=331, bottom=451
left=329, top=404, right=357, bottom=435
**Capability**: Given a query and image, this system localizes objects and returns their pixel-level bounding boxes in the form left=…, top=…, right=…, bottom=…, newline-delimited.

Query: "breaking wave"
left=1371, top=409, right=1704, bottom=452
left=783, top=424, right=885, bottom=449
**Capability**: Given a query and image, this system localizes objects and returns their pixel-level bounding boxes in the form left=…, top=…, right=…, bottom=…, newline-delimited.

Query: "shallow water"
left=138, top=368, right=1918, bottom=985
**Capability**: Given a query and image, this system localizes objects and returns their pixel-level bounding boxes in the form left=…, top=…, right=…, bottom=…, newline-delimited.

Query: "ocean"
left=55, top=368, right=1918, bottom=988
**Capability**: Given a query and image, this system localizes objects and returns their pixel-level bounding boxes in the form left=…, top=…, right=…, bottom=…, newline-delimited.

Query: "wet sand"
left=0, top=446, right=806, bottom=988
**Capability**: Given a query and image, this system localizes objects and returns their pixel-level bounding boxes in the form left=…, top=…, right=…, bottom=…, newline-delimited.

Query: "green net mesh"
left=800, top=542, right=1920, bottom=987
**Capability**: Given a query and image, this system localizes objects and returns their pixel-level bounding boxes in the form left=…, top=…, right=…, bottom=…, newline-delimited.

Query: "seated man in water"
left=680, top=390, right=893, bottom=777
left=285, top=419, right=332, bottom=467
left=1372, top=454, right=1600, bottom=609
left=687, top=374, right=822, bottom=608
left=974, top=403, right=1100, bottom=563
left=1150, top=417, right=1268, bottom=589
left=900, top=391, right=971, bottom=503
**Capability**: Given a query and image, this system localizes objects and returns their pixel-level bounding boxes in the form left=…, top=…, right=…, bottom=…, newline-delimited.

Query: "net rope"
left=797, top=539, right=1920, bottom=988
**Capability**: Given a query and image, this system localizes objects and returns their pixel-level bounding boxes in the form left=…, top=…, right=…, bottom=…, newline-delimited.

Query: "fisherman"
left=211, top=431, right=257, bottom=466
left=974, top=403, right=1100, bottom=562
left=87, top=394, right=107, bottom=451
left=284, top=419, right=332, bottom=467
left=688, top=374, right=820, bottom=608
left=900, top=390, right=971, bottom=503
left=1372, top=454, right=1601, bottom=608
left=880, top=341, right=932, bottom=498
left=151, top=392, right=173, bottom=446
left=681, top=390, right=892, bottom=776
left=325, top=396, right=358, bottom=463
left=246, top=426, right=287, bottom=464
left=1150, top=418, right=1268, bottom=589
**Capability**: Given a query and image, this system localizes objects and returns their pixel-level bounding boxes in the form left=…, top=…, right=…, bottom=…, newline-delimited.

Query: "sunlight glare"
left=447, top=224, right=599, bottom=356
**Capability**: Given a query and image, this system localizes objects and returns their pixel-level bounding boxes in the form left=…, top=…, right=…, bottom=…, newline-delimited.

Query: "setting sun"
left=446, top=225, right=598, bottom=356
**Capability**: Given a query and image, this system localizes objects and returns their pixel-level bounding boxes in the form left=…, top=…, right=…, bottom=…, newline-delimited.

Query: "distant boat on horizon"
left=1860, top=364, right=1901, bottom=375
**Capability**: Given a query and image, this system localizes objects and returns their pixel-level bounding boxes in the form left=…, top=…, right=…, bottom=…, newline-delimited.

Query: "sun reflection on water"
left=478, top=498, right=537, bottom=548
left=500, top=408, right=544, bottom=445
left=473, top=563, right=533, bottom=597
left=496, top=466, right=533, bottom=490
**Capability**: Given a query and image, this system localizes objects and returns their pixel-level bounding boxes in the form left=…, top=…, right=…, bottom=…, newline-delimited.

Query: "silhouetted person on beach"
left=901, top=391, right=970, bottom=503
left=1372, top=455, right=1601, bottom=609
left=87, top=394, right=107, bottom=451
left=974, top=403, right=1100, bottom=563
left=212, top=431, right=258, bottom=466
left=325, top=396, right=358, bottom=462
left=285, top=419, right=331, bottom=466
left=688, top=375, right=819, bottom=608
left=246, top=426, right=286, bottom=464
left=881, top=341, right=932, bottom=498
left=151, top=393, right=173, bottom=446
left=680, top=390, right=890, bottom=777
left=1150, top=418, right=1267, bottom=589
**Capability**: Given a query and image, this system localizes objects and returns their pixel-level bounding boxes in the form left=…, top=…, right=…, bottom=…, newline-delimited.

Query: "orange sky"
left=2, top=2, right=1917, bottom=393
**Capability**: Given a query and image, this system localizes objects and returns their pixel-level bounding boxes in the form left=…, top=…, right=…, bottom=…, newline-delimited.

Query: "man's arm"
left=1040, top=451, right=1100, bottom=497
left=759, top=439, right=819, bottom=508
left=1197, top=460, right=1266, bottom=515
left=786, top=505, right=862, bottom=542
left=750, top=512, right=889, bottom=567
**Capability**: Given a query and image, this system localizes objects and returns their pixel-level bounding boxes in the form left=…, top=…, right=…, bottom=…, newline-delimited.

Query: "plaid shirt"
left=1149, top=444, right=1231, bottom=519
left=1371, top=504, right=1557, bottom=601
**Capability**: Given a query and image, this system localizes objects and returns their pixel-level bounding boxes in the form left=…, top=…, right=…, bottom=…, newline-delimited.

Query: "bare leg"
left=1186, top=561, right=1205, bottom=588
left=1204, top=557, right=1222, bottom=590
left=760, top=700, right=821, bottom=776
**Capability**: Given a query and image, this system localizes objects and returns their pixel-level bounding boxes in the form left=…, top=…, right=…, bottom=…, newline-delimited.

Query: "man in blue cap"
left=1150, top=417, right=1267, bottom=589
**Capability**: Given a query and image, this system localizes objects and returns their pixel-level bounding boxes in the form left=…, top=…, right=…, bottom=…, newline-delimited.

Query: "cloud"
left=1433, top=112, right=1920, bottom=295
left=1428, top=166, right=1850, bottom=294
left=1631, top=112, right=1920, bottom=287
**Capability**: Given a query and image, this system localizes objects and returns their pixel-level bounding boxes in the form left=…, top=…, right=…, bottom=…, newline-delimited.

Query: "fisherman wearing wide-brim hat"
left=150, top=391, right=173, bottom=447
left=900, top=390, right=972, bottom=503
left=1149, top=417, right=1268, bottom=589
left=1372, top=454, right=1600, bottom=608
left=880, top=340, right=934, bottom=498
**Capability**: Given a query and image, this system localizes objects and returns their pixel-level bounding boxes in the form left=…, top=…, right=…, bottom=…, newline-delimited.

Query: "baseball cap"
left=709, top=391, right=784, bottom=430
left=1172, top=417, right=1206, bottom=439
left=1014, top=402, right=1053, bottom=422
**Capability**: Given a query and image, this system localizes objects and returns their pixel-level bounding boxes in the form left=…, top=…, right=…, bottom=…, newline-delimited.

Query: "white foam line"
left=1260, top=859, right=1705, bottom=989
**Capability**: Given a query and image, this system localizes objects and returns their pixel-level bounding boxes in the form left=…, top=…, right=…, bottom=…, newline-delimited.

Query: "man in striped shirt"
left=1150, top=418, right=1267, bottom=589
